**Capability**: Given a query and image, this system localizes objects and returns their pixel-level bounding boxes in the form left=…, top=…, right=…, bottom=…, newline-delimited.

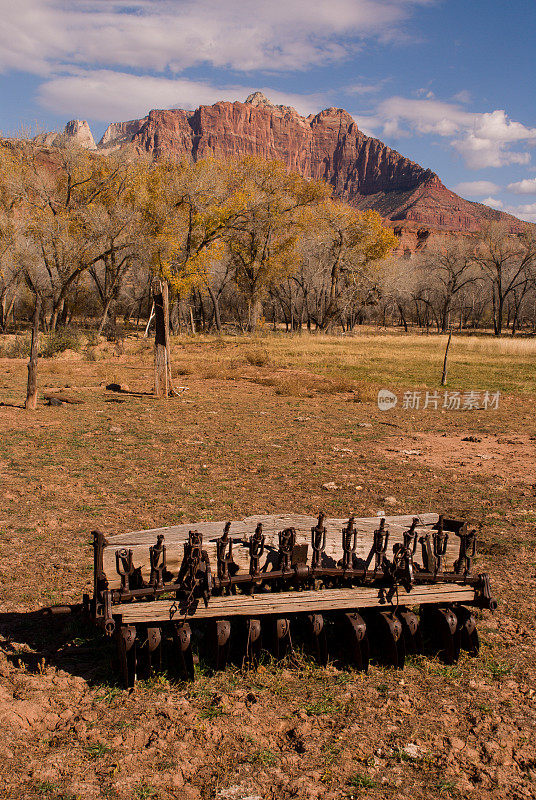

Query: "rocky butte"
left=33, top=92, right=527, bottom=253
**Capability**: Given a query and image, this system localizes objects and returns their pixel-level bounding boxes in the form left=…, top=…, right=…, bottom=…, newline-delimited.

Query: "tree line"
left=0, top=142, right=398, bottom=401
left=2, top=141, right=535, bottom=346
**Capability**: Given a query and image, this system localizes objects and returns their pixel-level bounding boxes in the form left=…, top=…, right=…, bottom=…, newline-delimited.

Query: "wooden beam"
left=114, top=583, right=477, bottom=624
left=101, top=513, right=462, bottom=590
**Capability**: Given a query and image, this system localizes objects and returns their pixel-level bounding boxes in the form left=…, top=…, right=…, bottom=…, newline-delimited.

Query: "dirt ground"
left=0, top=333, right=535, bottom=800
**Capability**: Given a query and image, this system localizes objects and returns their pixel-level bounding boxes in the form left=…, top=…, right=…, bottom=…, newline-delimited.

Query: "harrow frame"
left=85, top=512, right=496, bottom=685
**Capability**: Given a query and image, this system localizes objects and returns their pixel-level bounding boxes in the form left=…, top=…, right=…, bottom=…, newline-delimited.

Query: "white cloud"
left=452, top=90, right=471, bottom=104
left=0, top=0, right=435, bottom=76
left=482, top=196, right=503, bottom=209
left=362, top=96, right=536, bottom=169
left=494, top=200, right=536, bottom=223
left=452, top=110, right=536, bottom=169
left=37, top=70, right=326, bottom=121
left=507, top=177, right=536, bottom=194
left=455, top=180, right=501, bottom=196
left=345, top=79, right=389, bottom=96
left=509, top=202, right=536, bottom=222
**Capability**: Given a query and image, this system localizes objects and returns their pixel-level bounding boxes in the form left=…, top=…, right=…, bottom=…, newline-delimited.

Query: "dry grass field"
left=0, top=329, right=535, bottom=800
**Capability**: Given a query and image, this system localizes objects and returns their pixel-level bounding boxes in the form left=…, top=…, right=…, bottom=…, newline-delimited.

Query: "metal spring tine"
left=149, top=534, right=166, bottom=589
left=249, top=523, right=265, bottom=578
left=311, top=512, right=327, bottom=569
left=217, top=523, right=233, bottom=581
left=341, top=515, right=357, bottom=569
left=373, top=518, right=389, bottom=571
left=433, top=516, right=449, bottom=573
left=115, top=548, right=134, bottom=592
left=403, top=517, right=419, bottom=554
left=278, top=527, right=296, bottom=572
left=454, top=527, right=477, bottom=575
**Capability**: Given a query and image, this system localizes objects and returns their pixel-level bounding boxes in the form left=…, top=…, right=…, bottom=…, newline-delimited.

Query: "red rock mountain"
left=29, top=92, right=525, bottom=248
left=95, top=92, right=524, bottom=239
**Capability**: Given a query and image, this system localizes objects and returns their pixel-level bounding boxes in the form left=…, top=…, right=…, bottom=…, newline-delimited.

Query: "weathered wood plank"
left=106, top=513, right=440, bottom=546
left=115, top=583, right=476, bottom=623
left=101, top=512, right=463, bottom=590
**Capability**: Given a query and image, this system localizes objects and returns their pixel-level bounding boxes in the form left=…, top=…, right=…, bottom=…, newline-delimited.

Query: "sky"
left=0, top=0, right=535, bottom=221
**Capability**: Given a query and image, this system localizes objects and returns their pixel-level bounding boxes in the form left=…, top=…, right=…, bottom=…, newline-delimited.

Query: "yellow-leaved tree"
left=224, top=158, right=332, bottom=331
left=140, top=157, right=251, bottom=395
left=299, top=201, right=398, bottom=329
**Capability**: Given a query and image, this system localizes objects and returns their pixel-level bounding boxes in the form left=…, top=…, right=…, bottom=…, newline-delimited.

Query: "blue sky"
left=1, top=0, right=535, bottom=220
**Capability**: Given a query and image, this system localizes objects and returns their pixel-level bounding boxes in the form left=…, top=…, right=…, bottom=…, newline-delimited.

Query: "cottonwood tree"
left=140, top=157, right=248, bottom=394
left=472, top=223, right=536, bottom=335
left=225, top=158, right=331, bottom=332
left=417, top=241, right=479, bottom=332
left=11, top=145, right=135, bottom=331
left=297, top=202, right=397, bottom=330
left=86, top=159, right=148, bottom=334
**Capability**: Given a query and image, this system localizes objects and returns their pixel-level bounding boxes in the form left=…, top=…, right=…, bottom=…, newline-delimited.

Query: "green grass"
left=134, top=784, right=159, bottom=799
left=83, top=742, right=112, bottom=758
left=347, top=773, right=377, bottom=789
left=303, top=698, right=343, bottom=716
left=486, top=660, right=512, bottom=680
left=158, top=330, right=536, bottom=401
left=245, top=748, right=278, bottom=766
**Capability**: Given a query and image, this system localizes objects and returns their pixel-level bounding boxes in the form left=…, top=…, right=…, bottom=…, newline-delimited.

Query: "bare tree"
left=472, top=224, right=536, bottom=335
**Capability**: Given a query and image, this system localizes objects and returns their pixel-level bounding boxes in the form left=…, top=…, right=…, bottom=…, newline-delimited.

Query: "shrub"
left=244, top=347, right=270, bottom=367
left=41, top=327, right=82, bottom=357
left=0, top=335, right=31, bottom=358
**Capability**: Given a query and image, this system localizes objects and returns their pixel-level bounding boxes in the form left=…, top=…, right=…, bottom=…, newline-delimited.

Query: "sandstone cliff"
left=34, top=119, right=96, bottom=151
left=31, top=94, right=526, bottom=238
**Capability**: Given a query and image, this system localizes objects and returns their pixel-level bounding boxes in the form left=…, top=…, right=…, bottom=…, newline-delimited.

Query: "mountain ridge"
left=30, top=92, right=527, bottom=239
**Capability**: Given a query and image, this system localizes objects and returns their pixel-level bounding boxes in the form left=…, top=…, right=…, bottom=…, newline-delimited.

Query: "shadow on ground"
left=0, top=608, right=115, bottom=685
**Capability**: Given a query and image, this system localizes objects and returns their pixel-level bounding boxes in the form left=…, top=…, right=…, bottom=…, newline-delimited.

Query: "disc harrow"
left=85, top=512, right=496, bottom=686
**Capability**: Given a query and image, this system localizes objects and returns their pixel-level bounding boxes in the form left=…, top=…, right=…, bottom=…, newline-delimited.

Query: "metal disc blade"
left=398, top=608, right=422, bottom=654
left=368, top=611, right=405, bottom=668
left=244, top=618, right=262, bottom=667
left=456, top=606, right=480, bottom=655
left=116, top=625, right=137, bottom=688
left=136, top=625, right=162, bottom=680
left=211, top=619, right=231, bottom=671
left=421, top=605, right=461, bottom=664
left=341, top=612, right=369, bottom=672
left=306, top=613, right=328, bottom=666
left=269, top=617, right=291, bottom=659
left=171, top=622, right=195, bottom=681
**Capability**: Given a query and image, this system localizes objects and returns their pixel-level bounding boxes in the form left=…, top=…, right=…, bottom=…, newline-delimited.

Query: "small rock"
left=110, top=426, right=122, bottom=433
left=383, top=496, right=397, bottom=505
left=402, top=743, right=423, bottom=760
left=322, top=481, right=339, bottom=491
left=357, top=422, right=372, bottom=428
left=449, top=736, right=466, bottom=751
left=105, top=382, right=129, bottom=392
left=462, top=436, right=482, bottom=442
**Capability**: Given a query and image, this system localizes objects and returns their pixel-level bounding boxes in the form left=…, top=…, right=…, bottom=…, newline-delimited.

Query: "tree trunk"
left=441, top=330, right=452, bottom=387
left=153, top=281, right=168, bottom=398
left=170, top=299, right=180, bottom=334
left=248, top=296, right=263, bottom=333
left=49, top=299, right=63, bottom=332
left=495, top=297, right=504, bottom=336
left=25, top=294, right=41, bottom=411
left=98, top=296, right=115, bottom=336
left=207, top=286, right=222, bottom=332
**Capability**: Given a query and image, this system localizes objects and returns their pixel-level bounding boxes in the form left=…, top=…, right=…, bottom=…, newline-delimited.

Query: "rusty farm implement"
left=86, top=513, right=496, bottom=686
